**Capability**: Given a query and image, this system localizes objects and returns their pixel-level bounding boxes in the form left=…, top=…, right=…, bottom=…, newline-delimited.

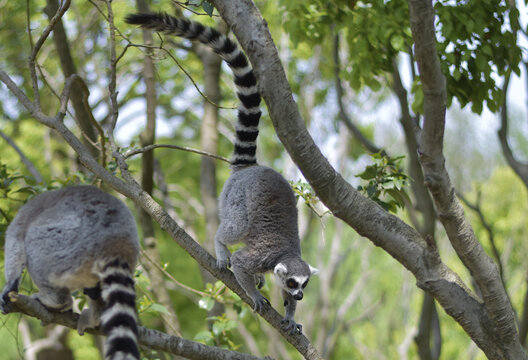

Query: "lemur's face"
left=274, top=261, right=318, bottom=301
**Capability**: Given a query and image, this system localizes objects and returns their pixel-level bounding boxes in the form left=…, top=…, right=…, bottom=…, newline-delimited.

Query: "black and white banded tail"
left=99, top=259, right=139, bottom=360
left=125, top=12, right=261, bottom=167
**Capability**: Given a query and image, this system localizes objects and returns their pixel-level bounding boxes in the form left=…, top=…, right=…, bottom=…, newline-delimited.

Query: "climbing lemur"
left=125, top=12, right=318, bottom=335
left=0, top=186, right=140, bottom=360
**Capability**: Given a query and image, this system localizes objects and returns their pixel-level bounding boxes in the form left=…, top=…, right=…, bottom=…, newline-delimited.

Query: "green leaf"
left=147, top=303, right=170, bottom=315
left=194, top=330, right=214, bottom=342
left=199, top=297, right=215, bottom=311
left=202, top=2, right=214, bottom=17
left=357, top=166, right=378, bottom=180
left=390, top=34, right=405, bottom=51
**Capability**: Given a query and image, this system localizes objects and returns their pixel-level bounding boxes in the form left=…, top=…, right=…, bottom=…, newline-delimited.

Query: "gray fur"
left=215, top=166, right=318, bottom=334
left=0, top=186, right=140, bottom=359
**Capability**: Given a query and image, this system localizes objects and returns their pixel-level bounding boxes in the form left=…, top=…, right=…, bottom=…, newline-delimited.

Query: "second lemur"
left=125, top=12, right=318, bottom=335
left=0, top=186, right=140, bottom=360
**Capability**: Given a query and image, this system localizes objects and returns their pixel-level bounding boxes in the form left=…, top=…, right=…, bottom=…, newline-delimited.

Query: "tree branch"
left=0, top=129, right=44, bottom=184
left=6, top=293, right=271, bottom=360
left=498, top=70, right=528, bottom=187
left=333, top=33, right=383, bottom=155
left=124, top=144, right=230, bottom=163
left=407, top=0, right=523, bottom=358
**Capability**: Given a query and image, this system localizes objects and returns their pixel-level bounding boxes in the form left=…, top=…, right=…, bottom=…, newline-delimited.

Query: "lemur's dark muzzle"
left=293, top=292, right=303, bottom=301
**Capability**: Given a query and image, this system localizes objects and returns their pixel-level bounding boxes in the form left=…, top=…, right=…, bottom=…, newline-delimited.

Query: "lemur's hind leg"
left=31, top=283, right=73, bottom=312
left=214, top=222, right=248, bottom=269
left=78, top=284, right=104, bottom=335
left=231, top=250, right=270, bottom=313
left=1, top=224, right=27, bottom=314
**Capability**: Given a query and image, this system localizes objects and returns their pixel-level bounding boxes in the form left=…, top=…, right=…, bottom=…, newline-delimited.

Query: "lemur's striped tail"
left=99, top=259, right=139, bottom=360
left=125, top=12, right=261, bottom=167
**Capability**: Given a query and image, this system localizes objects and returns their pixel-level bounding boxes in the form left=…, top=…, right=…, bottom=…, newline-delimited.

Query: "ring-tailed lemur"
left=125, top=12, right=318, bottom=335
left=0, top=186, right=140, bottom=360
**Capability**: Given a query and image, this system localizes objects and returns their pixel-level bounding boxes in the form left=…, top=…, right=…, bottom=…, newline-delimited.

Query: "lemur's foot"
left=216, top=257, right=231, bottom=269
left=281, top=317, right=303, bottom=335
left=31, top=293, right=73, bottom=313
left=251, top=294, right=270, bottom=313
left=0, top=280, right=19, bottom=314
left=0, top=291, right=15, bottom=314
left=77, top=308, right=100, bottom=335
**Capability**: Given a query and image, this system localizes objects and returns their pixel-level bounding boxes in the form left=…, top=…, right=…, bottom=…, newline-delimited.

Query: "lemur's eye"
left=302, top=280, right=309, bottom=288
left=286, top=279, right=298, bottom=288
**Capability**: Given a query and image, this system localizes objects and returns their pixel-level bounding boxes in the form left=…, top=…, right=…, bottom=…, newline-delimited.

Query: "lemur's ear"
left=274, top=263, right=288, bottom=276
left=309, top=264, right=319, bottom=276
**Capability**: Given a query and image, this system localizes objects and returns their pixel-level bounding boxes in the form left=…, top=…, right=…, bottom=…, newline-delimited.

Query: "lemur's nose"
left=293, top=292, right=303, bottom=301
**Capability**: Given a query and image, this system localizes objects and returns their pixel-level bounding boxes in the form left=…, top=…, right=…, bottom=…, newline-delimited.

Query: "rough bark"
left=208, top=0, right=526, bottom=358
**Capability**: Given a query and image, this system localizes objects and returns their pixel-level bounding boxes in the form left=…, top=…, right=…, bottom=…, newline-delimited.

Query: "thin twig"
left=140, top=249, right=208, bottom=297
left=0, top=130, right=44, bottom=184
left=105, top=0, right=119, bottom=134
left=171, top=0, right=221, bottom=17
left=457, top=190, right=505, bottom=285
left=127, top=43, right=236, bottom=110
left=124, top=144, right=230, bottom=163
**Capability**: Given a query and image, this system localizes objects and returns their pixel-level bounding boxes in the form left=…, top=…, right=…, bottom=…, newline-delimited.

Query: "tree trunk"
left=196, top=25, right=226, bottom=323
left=135, top=0, right=182, bottom=335
left=43, top=0, right=98, bottom=158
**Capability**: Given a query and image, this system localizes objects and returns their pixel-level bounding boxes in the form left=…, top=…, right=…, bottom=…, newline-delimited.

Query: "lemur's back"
left=5, top=186, right=138, bottom=288
left=219, top=166, right=299, bottom=249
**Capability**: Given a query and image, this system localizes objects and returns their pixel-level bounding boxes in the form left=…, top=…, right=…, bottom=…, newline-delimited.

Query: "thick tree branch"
left=6, top=293, right=270, bottom=360
left=498, top=71, right=528, bottom=187
left=407, top=0, right=523, bottom=358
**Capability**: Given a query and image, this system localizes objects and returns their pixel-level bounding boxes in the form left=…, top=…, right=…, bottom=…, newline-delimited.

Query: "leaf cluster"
left=356, top=153, right=410, bottom=213
left=435, top=0, right=522, bottom=114
left=196, top=281, right=245, bottom=349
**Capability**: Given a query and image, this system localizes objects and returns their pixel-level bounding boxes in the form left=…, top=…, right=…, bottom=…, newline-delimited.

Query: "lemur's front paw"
left=0, top=291, right=15, bottom=314
left=252, top=294, right=270, bottom=313
left=281, top=317, right=303, bottom=335
left=0, top=280, right=20, bottom=314
left=216, top=257, right=231, bottom=269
